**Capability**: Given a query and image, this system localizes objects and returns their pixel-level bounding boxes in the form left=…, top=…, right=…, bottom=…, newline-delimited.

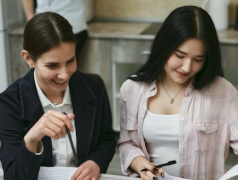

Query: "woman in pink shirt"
left=118, top=5, right=238, bottom=180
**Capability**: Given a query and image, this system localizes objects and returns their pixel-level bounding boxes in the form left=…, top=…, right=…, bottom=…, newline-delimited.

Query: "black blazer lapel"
left=69, top=72, right=96, bottom=165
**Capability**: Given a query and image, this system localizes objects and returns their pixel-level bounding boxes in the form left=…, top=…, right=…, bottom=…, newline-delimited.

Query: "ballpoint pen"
left=63, top=112, right=80, bottom=166
left=140, top=160, right=176, bottom=172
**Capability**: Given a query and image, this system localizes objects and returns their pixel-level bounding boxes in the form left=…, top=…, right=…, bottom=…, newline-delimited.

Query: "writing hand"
left=24, top=110, right=74, bottom=153
left=130, top=156, right=164, bottom=180
left=70, top=160, right=100, bottom=180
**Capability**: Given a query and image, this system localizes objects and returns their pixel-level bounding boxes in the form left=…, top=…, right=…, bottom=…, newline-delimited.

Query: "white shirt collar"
left=34, top=70, right=71, bottom=107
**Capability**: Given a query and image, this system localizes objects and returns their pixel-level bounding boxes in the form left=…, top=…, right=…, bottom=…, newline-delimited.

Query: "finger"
left=71, top=167, right=83, bottom=180
left=43, top=126, right=60, bottom=140
left=48, top=116, right=67, bottom=137
left=76, top=174, right=90, bottom=180
left=45, top=116, right=67, bottom=138
left=155, top=168, right=165, bottom=178
left=145, top=170, right=158, bottom=180
left=48, top=111, right=74, bottom=132
left=59, top=113, right=75, bottom=132
left=75, top=171, right=88, bottom=180
left=140, top=171, right=153, bottom=180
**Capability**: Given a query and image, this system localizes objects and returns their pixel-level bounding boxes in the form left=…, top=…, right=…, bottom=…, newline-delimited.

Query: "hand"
left=130, top=156, right=164, bottom=180
left=24, top=110, right=74, bottom=153
left=70, top=160, right=100, bottom=180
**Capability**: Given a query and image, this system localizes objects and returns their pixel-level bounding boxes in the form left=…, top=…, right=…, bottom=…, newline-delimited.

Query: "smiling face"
left=25, top=42, right=77, bottom=98
left=163, top=38, right=207, bottom=85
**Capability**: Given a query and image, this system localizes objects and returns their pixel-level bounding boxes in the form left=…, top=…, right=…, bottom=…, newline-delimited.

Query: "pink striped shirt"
left=118, top=77, right=238, bottom=180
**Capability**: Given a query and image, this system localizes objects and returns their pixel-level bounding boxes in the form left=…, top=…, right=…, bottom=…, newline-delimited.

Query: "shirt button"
left=181, top=118, right=185, bottom=121
left=181, top=141, right=185, bottom=145
left=61, top=155, right=65, bottom=159
left=181, top=162, right=185, bottom=166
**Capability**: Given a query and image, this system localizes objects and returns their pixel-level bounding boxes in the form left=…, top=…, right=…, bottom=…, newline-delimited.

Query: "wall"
left=94, top=0, right=238, bottom=25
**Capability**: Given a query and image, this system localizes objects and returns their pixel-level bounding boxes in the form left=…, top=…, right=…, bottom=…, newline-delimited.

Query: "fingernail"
left=153, top=177, right=158, bottom=180
left=153, top=167, right=158, bottom=171
left=161, top=172, right=165, bottom=178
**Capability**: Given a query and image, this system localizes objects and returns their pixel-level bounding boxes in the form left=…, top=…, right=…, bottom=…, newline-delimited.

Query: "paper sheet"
left=38, top=165, right=238, bottom=180
left=218, top=164, right=238, bottom=180
left=38, top=167, right=140, bottom=180
left=38, top=167, right=77, bottom=180
left=156, top=172, right=191, bottom=180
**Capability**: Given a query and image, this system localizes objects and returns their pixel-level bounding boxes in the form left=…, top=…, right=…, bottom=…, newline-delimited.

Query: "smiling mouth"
left=176, top=71, right=189, bottom=77
left=52, top=80, right=66, bottom=85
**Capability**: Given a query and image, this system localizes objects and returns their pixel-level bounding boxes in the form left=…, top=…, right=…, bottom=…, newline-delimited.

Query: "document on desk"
left=38, top=166, right=77, bottom=180
left=38, top=167, right=140, bottom=180
left=218, top=164, right=238, bottom=180
left=156, top=164, right=238, bottom=180
left=37, top=164, right=238, bottom=180
left=156, top=173, right=191, bottom=180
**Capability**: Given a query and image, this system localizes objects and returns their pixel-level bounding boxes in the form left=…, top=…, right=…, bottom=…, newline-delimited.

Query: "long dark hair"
left=23, top=12, right=75, bottom=61
left=130, top=6, right=223, bottom=89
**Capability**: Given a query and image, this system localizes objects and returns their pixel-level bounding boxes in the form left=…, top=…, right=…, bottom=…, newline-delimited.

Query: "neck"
left=160, top=74, right=190, bottom=90
left=43, top=91, right=65, bottom=105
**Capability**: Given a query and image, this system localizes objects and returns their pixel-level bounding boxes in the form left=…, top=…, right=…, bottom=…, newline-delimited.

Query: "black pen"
left=140, top=160, right=176, bottom=172
left=62, top=112, right=79, bottom=166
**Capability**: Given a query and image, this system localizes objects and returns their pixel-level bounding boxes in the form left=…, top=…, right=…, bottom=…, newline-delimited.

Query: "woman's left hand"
left=70, top=160, right=100, bottom=180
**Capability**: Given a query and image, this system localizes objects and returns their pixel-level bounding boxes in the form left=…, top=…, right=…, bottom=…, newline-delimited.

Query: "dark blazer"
left=0, top=69, right=116, bottom=180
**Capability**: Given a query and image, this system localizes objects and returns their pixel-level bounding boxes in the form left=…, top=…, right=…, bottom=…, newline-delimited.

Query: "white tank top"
left=143, top=110, right=180, bottom=176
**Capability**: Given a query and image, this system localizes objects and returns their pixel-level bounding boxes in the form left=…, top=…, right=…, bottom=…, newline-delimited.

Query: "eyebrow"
left=175, top=49, right=206, bottom=57
left=45, top=56, right=76, bottom=64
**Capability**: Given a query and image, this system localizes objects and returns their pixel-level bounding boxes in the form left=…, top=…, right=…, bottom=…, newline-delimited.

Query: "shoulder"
left=202, top=77, right=237, bottom=97
left=0, top=78, right=23, bottom=113
left=71, top=71, right=106, bottom=93
left=73, top=71, right=104, bottom=85
left=121, top=79, right=148, bottom=92
left=0, top=78, right=23, bottom=100
left=120, top=79, right=149, bottom=101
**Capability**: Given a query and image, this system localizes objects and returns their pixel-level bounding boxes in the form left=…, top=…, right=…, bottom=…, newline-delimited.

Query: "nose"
left=181, top=59, right=192, bottom=73
left=57, top=67, right=70, bottom=80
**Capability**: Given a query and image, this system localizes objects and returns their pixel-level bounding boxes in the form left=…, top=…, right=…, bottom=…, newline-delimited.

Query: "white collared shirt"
left=34, top=71, right=77, bottom=167
left=35, top=0, right=87, bottom=34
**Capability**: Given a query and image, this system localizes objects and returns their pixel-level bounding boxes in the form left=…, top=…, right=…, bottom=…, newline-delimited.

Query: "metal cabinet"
left=79, top=37, right=152, bottom=131
left=111, top=39, right=151, bottom=130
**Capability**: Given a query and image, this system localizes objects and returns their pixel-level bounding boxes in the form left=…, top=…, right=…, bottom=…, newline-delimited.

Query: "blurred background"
left=0, top=0, right=238, bottom=178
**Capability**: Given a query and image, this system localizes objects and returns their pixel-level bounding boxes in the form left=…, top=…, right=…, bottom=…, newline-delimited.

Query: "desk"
left=99, top=174, right=139, bottom=180
left=0, top=168, right=139, bottom=180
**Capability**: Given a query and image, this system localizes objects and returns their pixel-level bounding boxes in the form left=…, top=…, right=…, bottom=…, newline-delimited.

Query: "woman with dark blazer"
left=0, top=12, right=116, bottom=180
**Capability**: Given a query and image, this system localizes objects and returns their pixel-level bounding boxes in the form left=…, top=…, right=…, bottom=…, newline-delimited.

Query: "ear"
left=21, top=50, right=35, bottom=68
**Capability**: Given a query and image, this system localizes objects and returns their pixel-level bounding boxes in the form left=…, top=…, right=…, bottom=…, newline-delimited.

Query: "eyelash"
left=46, top=59, right=75, bottom=69
left=175, top=54, right=183, bottom=59
left=175, top=53, right=203, bottom=62
left=46, top=64, right=58, bottom=69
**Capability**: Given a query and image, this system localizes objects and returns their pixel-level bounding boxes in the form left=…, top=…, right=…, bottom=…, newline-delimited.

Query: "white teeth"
left=54, top=80, right=66, bottom=84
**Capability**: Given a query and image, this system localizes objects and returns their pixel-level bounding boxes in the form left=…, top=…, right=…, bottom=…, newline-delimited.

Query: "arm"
left=118, top=81, right=147, bottom=177
left=118, top=80, right=164, bottom=179
left=21, top=0, right=35, bottom=21
left=0, top=86, right=74, bottom=180
left=0, top=86, right=43, bottom=180
left=227, top=85, right=238, bottom=153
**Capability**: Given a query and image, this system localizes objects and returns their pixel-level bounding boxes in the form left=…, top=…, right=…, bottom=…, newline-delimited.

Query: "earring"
left=29, top=64, right=34, bottom=69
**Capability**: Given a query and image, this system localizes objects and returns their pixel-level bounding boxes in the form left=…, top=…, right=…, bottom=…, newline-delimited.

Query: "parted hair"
left=23, top=12, right=75, bottom=61
left=129, top=6, right=224, bottom=89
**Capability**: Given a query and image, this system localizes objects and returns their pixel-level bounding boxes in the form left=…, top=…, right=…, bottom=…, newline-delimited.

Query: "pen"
left=140, top=160, right=176, bottom=172
left=62, top=112, right=79, bottom=166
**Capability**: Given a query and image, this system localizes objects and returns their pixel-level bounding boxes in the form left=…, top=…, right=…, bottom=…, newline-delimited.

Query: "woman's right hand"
left=130, top=156, right=164, bottom=180
left=24, top=110, right=74, bottom=153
